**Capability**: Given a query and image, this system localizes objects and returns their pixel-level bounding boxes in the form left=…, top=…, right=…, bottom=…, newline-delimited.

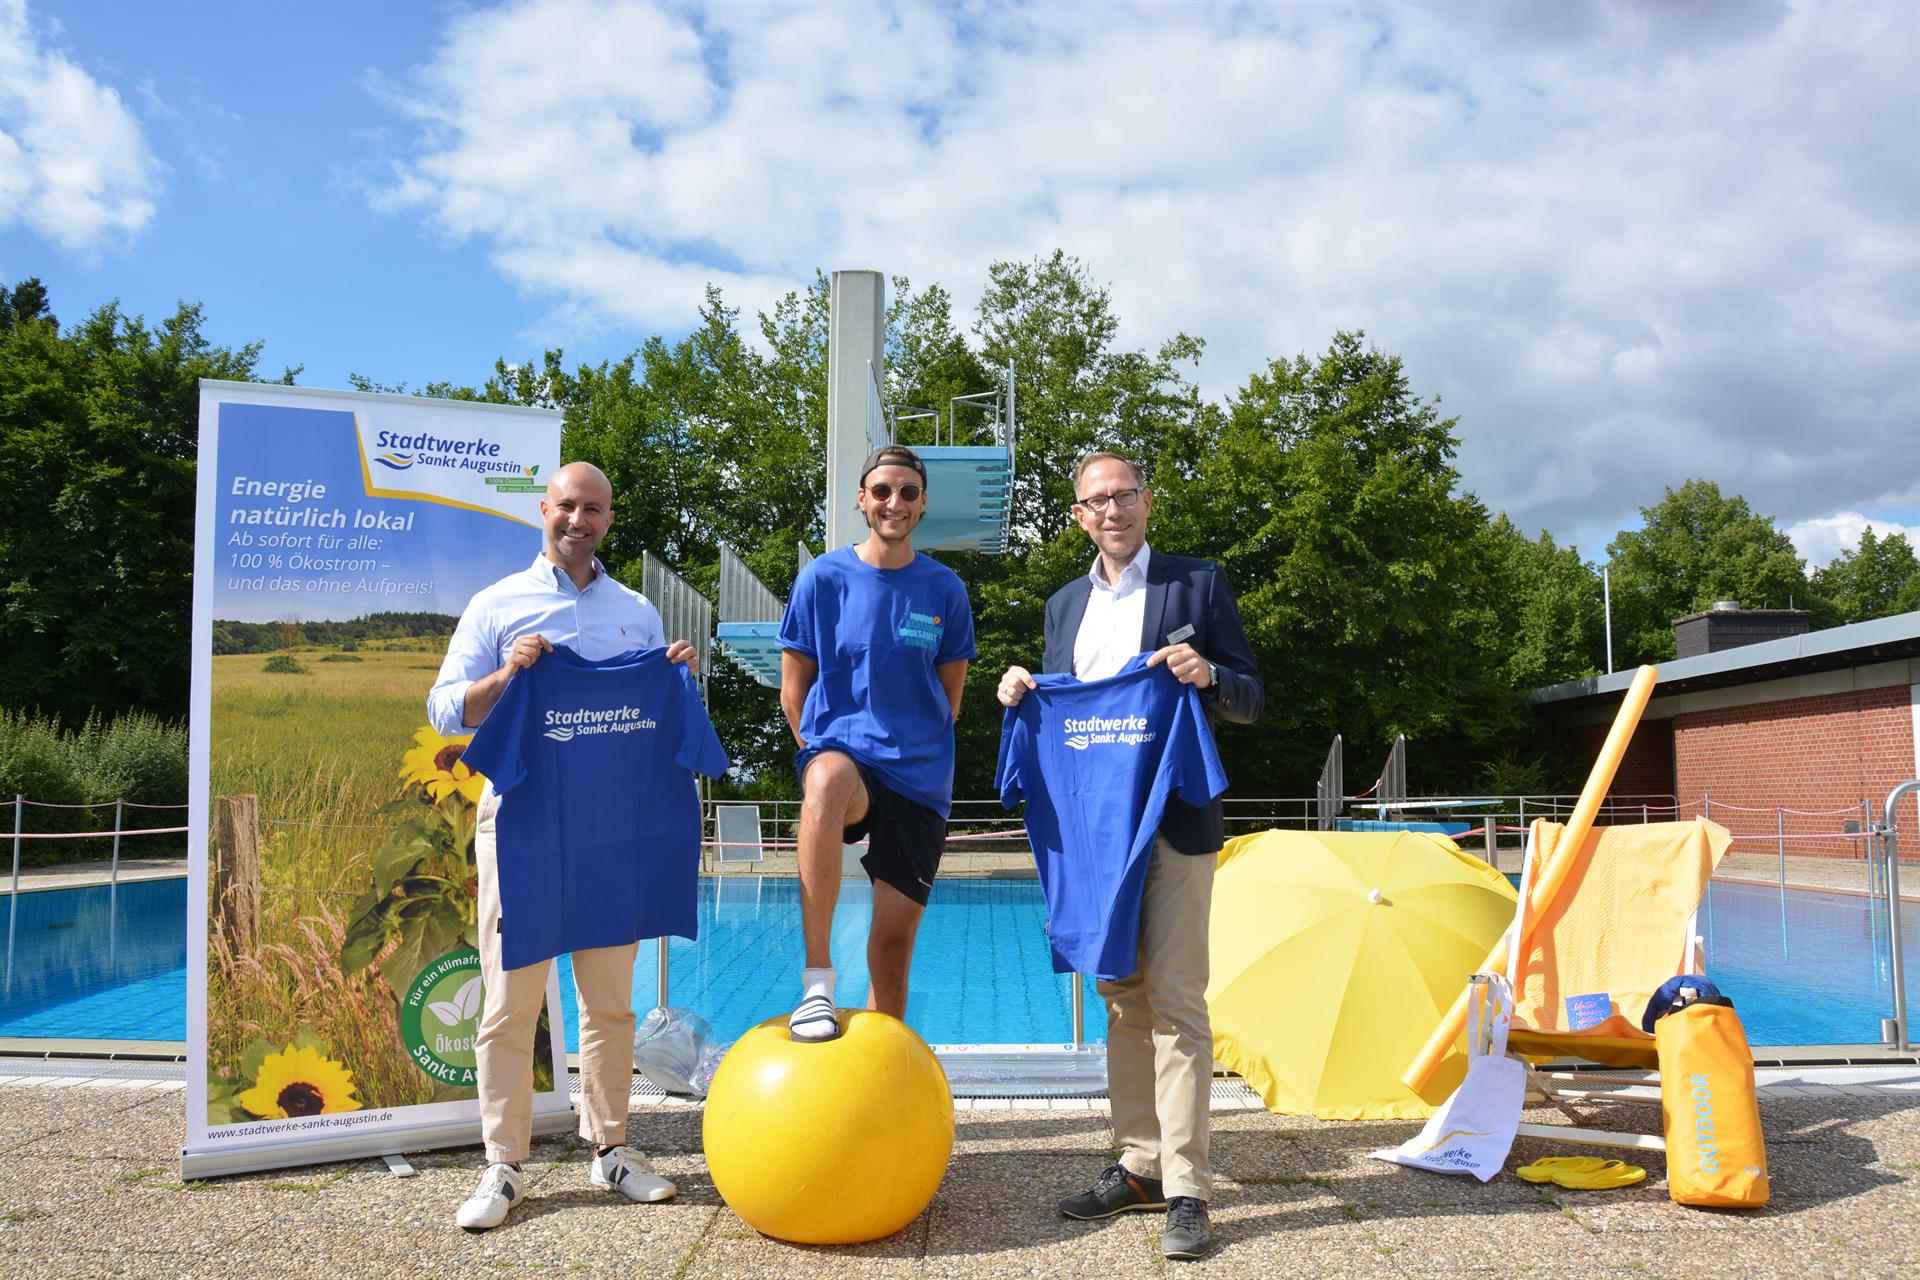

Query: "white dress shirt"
left=1072, top=542, right=1152, bottom=683
left=427, top=554, right=665, bottom=735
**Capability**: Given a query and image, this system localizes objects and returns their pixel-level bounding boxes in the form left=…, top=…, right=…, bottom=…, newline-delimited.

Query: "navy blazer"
left=1040, top=550, right=1263, bottom=855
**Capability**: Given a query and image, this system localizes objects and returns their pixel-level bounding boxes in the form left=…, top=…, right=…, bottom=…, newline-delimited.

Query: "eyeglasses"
left=864, top=482, right=923, bottom=503
left=1073, top=488, right=1141, bottom=514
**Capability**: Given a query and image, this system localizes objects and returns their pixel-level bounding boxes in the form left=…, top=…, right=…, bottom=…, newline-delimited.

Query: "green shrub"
left=0, top=711, right=83, bottom=807
left=263, top=655, right=307, bottom=674
left=319, top=654, right=363, bottom=663
left=0, top=710, right=188, bottom=865
left=72, top=713, right=189, bottom=805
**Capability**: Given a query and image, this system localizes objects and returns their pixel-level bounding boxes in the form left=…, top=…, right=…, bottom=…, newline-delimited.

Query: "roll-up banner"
left=184, top=382, right=571, bottom=1178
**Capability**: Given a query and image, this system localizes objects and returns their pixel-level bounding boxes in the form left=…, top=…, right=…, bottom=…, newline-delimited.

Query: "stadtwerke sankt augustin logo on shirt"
left=1061, top=713, right=1157, bottom=751
left=541, top=704, right=658, bottom=743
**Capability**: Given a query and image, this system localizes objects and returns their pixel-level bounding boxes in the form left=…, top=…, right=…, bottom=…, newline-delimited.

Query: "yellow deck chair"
left=1470, top=817, right=1733, bottom=1151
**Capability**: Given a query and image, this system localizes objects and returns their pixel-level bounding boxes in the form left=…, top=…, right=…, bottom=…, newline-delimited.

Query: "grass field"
left=211, top=646, right=445, bottom=897
left=207, top=643, right=469, bottom=1116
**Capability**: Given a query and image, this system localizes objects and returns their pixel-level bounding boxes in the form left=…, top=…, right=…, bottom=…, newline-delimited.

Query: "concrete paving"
left=1, top=1067, right=1918, bottom=1278
left=0, top=857, right=186, bottom=894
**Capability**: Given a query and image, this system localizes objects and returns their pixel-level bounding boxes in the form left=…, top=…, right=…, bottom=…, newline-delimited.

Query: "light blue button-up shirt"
left=427, top=554, right=665, bottom=735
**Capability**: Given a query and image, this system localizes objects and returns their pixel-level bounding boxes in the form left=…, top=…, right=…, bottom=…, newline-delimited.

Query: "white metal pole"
left=109, top=798, right=124, bottom=966
left=6, top=795, right=20, bottom=993
left=1603, top=567, right=1615, bottom=674
left=7, top=795, right=19, bottom=897
left=1777, top=807, right=1786, bottom=892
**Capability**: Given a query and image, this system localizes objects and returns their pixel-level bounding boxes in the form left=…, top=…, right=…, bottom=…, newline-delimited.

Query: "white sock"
left=802, top=967, right=836, bottom=1003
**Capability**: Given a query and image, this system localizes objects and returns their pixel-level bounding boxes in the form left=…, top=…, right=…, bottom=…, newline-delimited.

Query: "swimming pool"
left=1, top=878, right=186, bottom=1041
left=1, top=873, right=1914, bottom=1050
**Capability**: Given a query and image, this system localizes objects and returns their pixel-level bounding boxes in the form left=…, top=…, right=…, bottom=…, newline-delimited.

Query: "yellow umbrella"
left=1207, top=828, right=1517, bottom=1120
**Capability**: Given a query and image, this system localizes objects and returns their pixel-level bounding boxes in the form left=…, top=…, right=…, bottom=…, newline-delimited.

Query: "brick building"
left=1532, top=608, right=1920, bottom=859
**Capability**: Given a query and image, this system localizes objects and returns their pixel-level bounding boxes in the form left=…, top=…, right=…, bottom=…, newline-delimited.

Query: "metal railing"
left=716, top=544, right=785, bottom=624
left=641, top=551, right=713, bottom=694
left=4, top=794, right=189, bottom=992
left=11, top=784, right=1918, bottom=1055
left=1877, top=779, right=1920, bottom=1051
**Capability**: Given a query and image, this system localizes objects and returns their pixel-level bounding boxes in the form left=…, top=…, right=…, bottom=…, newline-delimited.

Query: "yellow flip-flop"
left=1550, top=1159, right=1647, bottom=1190
left=1515, top=1156, right=1611, bottom=1184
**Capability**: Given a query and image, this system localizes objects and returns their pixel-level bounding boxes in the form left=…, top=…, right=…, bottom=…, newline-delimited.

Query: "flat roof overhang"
left=1530, top=610, right=1920, bottom=715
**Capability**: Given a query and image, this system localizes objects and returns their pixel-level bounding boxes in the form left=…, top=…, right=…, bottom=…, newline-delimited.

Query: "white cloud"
left=377, top=0, right=1919, bottom=553
left=1788, top=512, right=1920, bottom=569
left=0, top=0, right=159, bottom=255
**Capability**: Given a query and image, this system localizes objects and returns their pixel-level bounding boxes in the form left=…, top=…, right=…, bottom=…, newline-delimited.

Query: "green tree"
left=1810, top=527, right=1920, bottom=624
left=974, top=251, right=1206, bottom=547
left=946, top=254, right=1207, bottom=799
left=1604, top=480, right=1811, bottom=665
left=1151, top=332, right=1506, bottom=794
left=1477, top=516, right=1605, bottom=690
left=0, top=280, right=286, bottom=721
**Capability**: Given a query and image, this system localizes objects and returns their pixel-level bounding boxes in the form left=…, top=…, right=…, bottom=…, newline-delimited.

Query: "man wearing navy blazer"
left=998, top=450, right=1262, bottom=1262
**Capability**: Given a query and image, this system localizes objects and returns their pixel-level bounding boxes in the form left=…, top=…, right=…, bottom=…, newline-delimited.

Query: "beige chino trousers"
left=1097, top=835, right=1216, bottom=1202
left=473, top=789, right=637, bottom=1164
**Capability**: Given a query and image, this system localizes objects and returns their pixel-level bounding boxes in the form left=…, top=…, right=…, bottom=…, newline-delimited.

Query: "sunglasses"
left=864, top=482, right=923, bottom=503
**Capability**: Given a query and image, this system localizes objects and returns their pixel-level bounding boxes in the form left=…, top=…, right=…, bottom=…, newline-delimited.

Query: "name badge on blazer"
left=1166, top=624, right=1195, bottom=645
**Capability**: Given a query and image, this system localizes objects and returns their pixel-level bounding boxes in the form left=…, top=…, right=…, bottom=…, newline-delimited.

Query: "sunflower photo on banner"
left=185, top=383, right=570, bottom=1178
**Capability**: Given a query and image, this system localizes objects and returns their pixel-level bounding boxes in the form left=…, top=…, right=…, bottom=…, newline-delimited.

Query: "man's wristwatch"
left=1203, top=661, right=1220, bottom=697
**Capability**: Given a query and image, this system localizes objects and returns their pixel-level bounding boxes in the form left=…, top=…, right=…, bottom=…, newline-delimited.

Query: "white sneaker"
left=590, top=1145, right=676, bottom=1203
left=456, top=1162, right=526, bottom=1231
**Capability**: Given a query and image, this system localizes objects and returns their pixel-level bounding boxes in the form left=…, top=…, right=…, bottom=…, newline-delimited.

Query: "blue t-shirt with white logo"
left=778, top=546, right=975, bottom=816
left=995, top=656, right=1228, bottom=981
left=463, top=646, right=730, bottom=970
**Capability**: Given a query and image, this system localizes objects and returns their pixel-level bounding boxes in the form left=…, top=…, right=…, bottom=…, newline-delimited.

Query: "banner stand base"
left=181, top=1104, right=576, bottom=1180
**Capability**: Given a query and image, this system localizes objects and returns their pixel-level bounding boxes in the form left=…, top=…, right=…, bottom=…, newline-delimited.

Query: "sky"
left=2, top=0, right=1915, bottom=567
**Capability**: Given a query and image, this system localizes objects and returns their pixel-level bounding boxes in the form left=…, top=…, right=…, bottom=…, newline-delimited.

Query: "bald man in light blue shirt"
left=430, top=461, right=699, bottom=1232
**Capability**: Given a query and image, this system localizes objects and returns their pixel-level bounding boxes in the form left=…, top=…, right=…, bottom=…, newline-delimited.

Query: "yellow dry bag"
left=1655, top=993, right=1768, bottom=1208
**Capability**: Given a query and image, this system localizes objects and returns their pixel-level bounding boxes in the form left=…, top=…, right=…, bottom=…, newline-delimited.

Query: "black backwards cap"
left=860, top=444, right=928, bottom=486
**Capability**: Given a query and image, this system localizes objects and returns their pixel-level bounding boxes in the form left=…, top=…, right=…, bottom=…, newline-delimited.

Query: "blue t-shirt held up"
left=778, top=546, right=975, bottom=816
left=463, top=646, right=730, bottom=970
left=995, top=657, right=1228, bottom=982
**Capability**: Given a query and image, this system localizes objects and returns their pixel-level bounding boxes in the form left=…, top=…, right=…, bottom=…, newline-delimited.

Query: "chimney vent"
left=1673, top=604, right=1808, bottom=658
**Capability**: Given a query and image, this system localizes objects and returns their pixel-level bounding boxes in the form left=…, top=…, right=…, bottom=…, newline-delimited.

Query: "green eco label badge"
left=400, top=947, right=484, bottom=1087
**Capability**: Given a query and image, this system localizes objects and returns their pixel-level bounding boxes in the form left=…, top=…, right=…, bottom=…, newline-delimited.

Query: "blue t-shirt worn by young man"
left=995, top=656, right=1228, bottom=982
left=463, top=645, right=730, bottom=970
left=778, top=545, right=975, bottom=816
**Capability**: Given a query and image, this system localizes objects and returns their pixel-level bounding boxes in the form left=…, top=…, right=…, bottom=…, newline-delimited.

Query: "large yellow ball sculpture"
left=702, top=1009, right=955, bottom=1244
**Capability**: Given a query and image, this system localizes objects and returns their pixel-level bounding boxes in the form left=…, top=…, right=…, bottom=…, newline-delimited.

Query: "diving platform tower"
left=716, top=269, right=1015, bottom=687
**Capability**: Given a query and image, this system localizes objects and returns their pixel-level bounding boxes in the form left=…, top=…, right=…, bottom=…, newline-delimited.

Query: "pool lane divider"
left=1403, top=664, right=1660, bottom=1093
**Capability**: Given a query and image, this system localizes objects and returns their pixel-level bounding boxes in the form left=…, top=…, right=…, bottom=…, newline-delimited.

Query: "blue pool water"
left=556, top=878, right=1101, bottom=1046
left=1, top=873, right=1915, bottom=1050
left=0, top=878, right=187, bottom=1040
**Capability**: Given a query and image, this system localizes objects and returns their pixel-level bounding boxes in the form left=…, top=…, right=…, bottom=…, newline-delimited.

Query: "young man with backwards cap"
left=777, top=444, right=975, bottom=1042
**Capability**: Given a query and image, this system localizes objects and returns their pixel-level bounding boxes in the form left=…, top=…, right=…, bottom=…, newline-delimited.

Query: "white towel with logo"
left=1368, top=975, right=1525, bottom=1181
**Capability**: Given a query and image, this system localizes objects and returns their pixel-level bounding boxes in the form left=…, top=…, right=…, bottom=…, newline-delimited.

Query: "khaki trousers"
left=474, top=789, right=637, bottom=1164
left=1097, top=835, right=1216, bottom=1201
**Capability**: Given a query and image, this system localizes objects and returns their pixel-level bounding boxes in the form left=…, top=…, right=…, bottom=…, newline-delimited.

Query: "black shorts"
left=806, top=753, right=946, bottom=906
